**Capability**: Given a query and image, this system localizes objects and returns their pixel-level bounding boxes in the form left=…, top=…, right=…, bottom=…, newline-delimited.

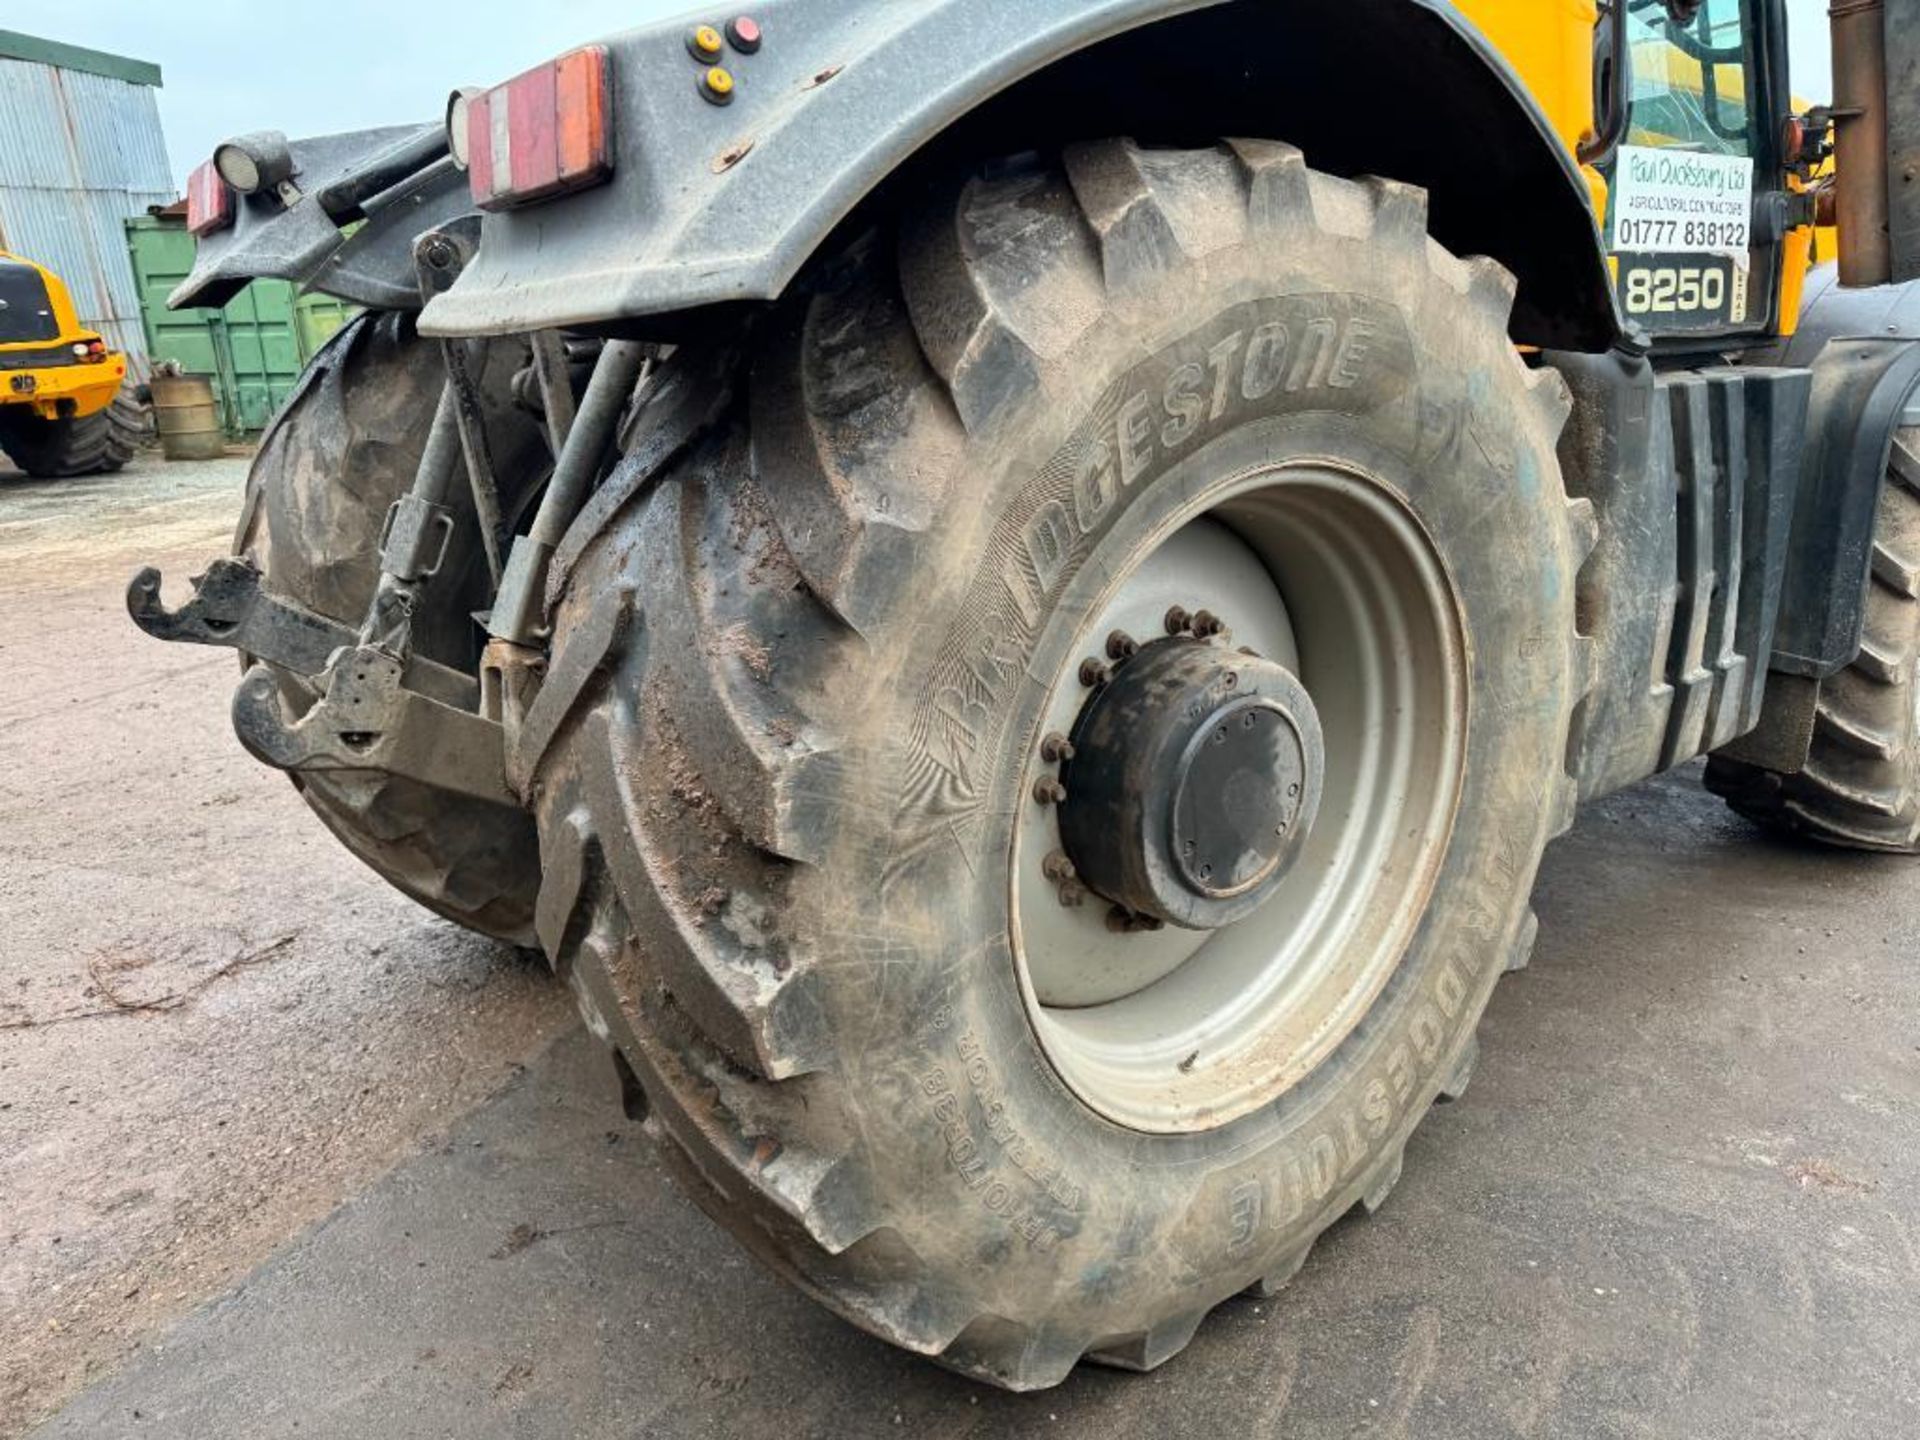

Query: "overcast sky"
left=42, top=0, right=1837, bottom=192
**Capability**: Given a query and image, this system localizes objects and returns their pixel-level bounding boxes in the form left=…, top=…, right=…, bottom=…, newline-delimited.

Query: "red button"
left=726, top=16, right=762, bottom=53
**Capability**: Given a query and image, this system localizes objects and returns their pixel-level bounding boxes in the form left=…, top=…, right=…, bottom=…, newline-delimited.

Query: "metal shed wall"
left=0, top=35, right=171, bottom=371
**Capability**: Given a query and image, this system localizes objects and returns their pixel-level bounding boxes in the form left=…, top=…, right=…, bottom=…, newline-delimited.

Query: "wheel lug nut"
left=1078, top=657, right=1110, bottom=687
left=1164, top=605, right=1191, bottom=635
left=1191, top=609, right=1224, bottom=638
left=1105, top=629, right=1138, bottom=661
left=1041, top=850, right=1076, bottom=882
left=1033, top=776, right=1068, bottom=806
left=1057, top=880, right=1087, bottom=908
left=1040, top=731, right=1076, bottom=763
left=1105, top=905, right=1165, bottom=935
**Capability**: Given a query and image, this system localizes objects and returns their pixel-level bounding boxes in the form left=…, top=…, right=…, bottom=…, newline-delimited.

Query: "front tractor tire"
left=0, top=390, right=145, bottom=478
left=533, top=141, right=1592, bottom=1387
left=234, top=312, right=548, bottom=944
left=1707, top=427, right=1920, bottom=850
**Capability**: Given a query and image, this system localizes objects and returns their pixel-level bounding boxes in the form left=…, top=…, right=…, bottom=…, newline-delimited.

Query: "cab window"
left=1623, top=0, right=1753, bottom=156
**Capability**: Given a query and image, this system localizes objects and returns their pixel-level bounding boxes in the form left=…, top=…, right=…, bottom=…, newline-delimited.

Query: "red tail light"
left=186, top=160, right=234, bottom=237
left=461, top=46, right=612, bottom=211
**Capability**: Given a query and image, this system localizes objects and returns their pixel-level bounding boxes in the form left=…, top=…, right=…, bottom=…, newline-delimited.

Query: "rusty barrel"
left=148, top=373, right=224, bottom=461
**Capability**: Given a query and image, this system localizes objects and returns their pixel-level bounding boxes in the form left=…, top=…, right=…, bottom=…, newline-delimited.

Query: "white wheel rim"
left=1011, top=464, right=1468, bottom=1133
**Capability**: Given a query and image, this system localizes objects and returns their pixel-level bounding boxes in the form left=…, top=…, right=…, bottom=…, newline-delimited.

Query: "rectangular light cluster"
left=467, top=46, right=613, bottom=211
left=186, top=160, right=233, bottom=237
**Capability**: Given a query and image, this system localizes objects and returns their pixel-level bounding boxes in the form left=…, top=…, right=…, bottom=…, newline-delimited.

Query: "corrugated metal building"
left=0, top=30, right=172, bottom=370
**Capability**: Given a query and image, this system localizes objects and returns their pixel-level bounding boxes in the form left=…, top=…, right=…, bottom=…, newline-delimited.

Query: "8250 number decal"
left=1613, top=253, right=1747, bottom=332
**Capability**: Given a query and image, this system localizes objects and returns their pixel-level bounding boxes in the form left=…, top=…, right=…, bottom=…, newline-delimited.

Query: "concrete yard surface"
left=0, top=451, right=572, bottom=1434
left=6, top=449, right=1919, bottom=1438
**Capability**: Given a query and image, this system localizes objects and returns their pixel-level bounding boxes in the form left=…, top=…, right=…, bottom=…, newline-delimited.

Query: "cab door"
left=1599, top=0, right=1795, bottom=347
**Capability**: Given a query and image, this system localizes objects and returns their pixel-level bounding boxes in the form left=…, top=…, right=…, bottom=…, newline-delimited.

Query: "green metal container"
left=124, top=214, right=355, bottom=436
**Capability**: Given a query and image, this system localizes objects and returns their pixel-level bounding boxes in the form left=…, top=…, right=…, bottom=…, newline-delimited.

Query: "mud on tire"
left=1707, top=426, right=1920, bottom=850
left=235, top=311, right=547, bottom=944
left=531, top=141, right=1592, bottom=1387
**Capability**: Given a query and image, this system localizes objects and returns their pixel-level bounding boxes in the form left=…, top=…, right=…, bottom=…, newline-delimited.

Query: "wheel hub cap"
left=1058, top=640, right=1324, bottom=930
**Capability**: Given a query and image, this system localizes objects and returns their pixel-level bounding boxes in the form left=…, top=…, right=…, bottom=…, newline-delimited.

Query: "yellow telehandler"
left=0, top=249, right=141, bottom=477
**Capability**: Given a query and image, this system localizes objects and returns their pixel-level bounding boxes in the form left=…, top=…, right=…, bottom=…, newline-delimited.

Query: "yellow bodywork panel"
left=1458, top=0, right=1611, bottom=218
left=1452, top=0, right=1613, bottom=349
left=0, top=250, right=126, bottom=422
left=1457, top=0, right=1601, bottom=159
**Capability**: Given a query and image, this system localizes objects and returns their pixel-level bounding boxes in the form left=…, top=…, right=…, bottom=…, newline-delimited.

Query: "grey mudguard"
left=417, top=0, right=1622, bottom=351
left=1757, top=264, right=1920, bottom=676
left=171, top=125, right=466, bottom=312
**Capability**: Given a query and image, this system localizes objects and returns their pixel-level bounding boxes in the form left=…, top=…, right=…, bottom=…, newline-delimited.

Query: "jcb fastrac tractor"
left=0, top=250, right=141, bottom=478
left=133, top=0, right=1920, bottom=1388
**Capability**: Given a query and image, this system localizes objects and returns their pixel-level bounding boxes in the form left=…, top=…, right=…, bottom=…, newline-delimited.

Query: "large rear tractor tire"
left=1706, top=427, right=1920, bottom=850
left=531, top=141, right=1591, bottom=1386
left=235, top=311, right=548, bottom=944
left=0, top=389, right=146, bottom=477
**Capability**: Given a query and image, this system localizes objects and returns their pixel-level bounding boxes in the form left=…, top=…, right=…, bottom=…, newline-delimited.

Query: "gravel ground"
left=0, top=449, right=570, bottom=1434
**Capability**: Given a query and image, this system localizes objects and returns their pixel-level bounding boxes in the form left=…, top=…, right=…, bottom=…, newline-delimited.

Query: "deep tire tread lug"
left=1225, top=137, right=1313, bottom=232
left=1086, top=1309, right=1209, bottom=1374
left=752, top=243, right=966, bottom=634
left=1505, top=908, right=1542, bottom=974
left=643, top=474, right=844, bottom=862
left=1063, top=138, right=1193, bottom=290
left=1437, top=1032, right=1481, bottom=1103
left=1360, top=1146, right=1406, bottom=1215
left=1359, top=174, right=1430, bottom=252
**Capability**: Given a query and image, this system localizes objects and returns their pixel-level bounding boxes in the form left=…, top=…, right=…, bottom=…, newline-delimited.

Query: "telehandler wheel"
left=1706, top=427, right=1920, bottom=851
left=532, top=141, right=1591, bottom=1388
left=0, top=389, right=146, bottom=477
left=234, top=311, right=547, bottom=944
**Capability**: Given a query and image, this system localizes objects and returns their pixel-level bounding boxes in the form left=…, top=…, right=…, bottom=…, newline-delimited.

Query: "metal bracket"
left=378, top=494, right=455, bottom=582
left=499, top=590, right=633, bottom=797
left=527, top=329, right=579, bottom=458
left=232, top=652, right=514, bottom=807
left=487, top=338, right=651, bottom=647
left=487, top=537, right=557, bottom=646
left=416, top=217, right=505, bottom=587
left=127, top=559, right=478, bottom=711
left=128, top=558, right=349, bottom=675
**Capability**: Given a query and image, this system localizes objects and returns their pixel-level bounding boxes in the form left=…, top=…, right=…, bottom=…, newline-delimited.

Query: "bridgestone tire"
left=0, top=389, right=146, bottom=477
left=234, top=311, right=546, bottom=944
left=1706, top=427, right=1920, bottom=850
left=531, top=141, right=1591, bottom=1387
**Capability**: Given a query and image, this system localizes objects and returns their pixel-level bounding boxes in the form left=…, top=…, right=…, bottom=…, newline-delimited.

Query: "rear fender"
left=417, top=0, right=1621, bottom=352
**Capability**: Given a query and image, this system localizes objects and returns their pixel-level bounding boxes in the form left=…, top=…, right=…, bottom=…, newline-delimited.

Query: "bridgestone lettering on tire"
left=1707, top=426, right=1920, bottom=850
left=235, top=312, right=546, bottom=944
left=532, top=140, right=1590, bottom=1388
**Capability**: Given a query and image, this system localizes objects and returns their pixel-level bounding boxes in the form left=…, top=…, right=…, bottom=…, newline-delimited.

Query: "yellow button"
left=705, top=65, right=734, bottom=96
left=687, top=24, right=724, bottom=61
